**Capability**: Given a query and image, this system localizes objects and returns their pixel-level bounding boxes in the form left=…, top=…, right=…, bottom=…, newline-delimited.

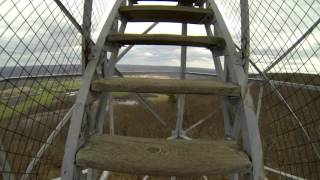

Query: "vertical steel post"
left=82, top=1, right=96, bottom=179
left=104, top=19, right=127, bottom=136
left=256, top=82, right=264, bottom=119
left=207, top=0, right=265, bottom=179
left=240, top=0, right=250, bottom=74
left=82, top=0, right=93, bottom=72
left=0, top=143, right=14, bottom=180
left=180, top=23, right=187, bottom=80
left=61, top=0, right=124, bottom=178
left=169, top=22, right=188, bottom=180
left=174, top=23, right=188, bottom=139
left=205, top=24, right=235, bottom=137
left=241, top=0, right=263, bottom=178
left=241, top=0, right=264, bottom=177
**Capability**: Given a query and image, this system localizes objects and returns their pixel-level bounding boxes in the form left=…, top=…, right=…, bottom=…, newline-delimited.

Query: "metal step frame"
left=59, top=0, right=265, bottom=179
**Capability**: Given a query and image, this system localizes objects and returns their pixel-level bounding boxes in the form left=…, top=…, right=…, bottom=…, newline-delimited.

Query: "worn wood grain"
left=106, top=34, right=225, bottom=50
left=77, top=135, right=251, bottom=176
left=129, top=0, right=199, bottom=5
left=119, top=5, right=214, bottom=24
left=91, top=78, right=240, bottom=96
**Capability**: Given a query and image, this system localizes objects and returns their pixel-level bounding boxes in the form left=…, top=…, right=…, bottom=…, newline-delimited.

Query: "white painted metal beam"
left=263, top=18, right=320, bottom=73
left=0, top=143, right=15, bottom=180
left=60, top=1, right=124, bottom=179
left=264, top=166, right=306, bottom=180
left=269, top=80, right=320, bottom=92
left=185, top=110, right=218, bottom=133
left=207, top=0, right=265, bottom=179
left=132, top=94, right=167, bottom=126
left=54, top=1, right=164, bottom=129
left=23, top=106, right=74, bottom=180
left=241, top=0, right=250, bottom=73
left=248, top=59, right=320, bottom=160
left=173, top=23, right=188, bottom=139
left=53, top=0, right=82, bottom=32
left=205, top=24, right=233, bottom=137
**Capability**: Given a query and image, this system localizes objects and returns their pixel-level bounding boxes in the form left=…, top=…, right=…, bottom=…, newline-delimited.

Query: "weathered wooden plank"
left=129, top=0, right=199, bottom=5
left=92, top=78, right=240, bottom=96
left=77, top=135, right=251, bottom=176
left=119, top=6, right=214, bottom=24
left=106, top=34, right=226, bottom=50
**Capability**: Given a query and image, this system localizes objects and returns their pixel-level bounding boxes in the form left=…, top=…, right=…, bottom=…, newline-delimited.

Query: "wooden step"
left=77, top=135, right=251, bottom=176
left=119, top=6, right=214, bottom=24
left=92, top=78, right=240, bottom=96
left=106, top=34, right=226, bottom=50
left=129, top=0, right=202, bottom=6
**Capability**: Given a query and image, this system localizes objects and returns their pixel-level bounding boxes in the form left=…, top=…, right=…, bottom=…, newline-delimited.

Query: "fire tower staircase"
left=60, top=0, right=265, bottom=179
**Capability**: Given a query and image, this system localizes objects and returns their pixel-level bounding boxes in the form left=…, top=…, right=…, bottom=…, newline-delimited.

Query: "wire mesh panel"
left=59, top=0, right=84, bottom=25
left=0, top=0, right=319, bottom=179
left=218, top=0, right=320, bottom=179
left=0, top=0, right=83, bottom=178
left=0, top=0, right=111, bottom=178
left=250, top=1, right=320, bottom=179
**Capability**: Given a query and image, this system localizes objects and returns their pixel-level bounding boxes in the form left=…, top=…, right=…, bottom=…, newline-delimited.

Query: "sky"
left=0, top=0, right=319, bottom=74
left=90, top=0, right=216, bottom=68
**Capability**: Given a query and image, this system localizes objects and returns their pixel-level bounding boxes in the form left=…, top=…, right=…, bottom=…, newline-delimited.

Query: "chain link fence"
left=0, top=0, right=319, bottom=179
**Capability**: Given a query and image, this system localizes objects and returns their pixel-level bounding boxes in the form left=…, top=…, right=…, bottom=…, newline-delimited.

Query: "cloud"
left=0, top=0, right=319, bottom=74
left=118, top=44, right=215, bottom=68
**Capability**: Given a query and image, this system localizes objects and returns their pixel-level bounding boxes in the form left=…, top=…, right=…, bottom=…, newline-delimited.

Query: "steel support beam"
left=23, top=106, right=74, bottom=180
left=168, top=24, right=190, bottom=180
left=207, top=0, right=265, bottom=179
left=81, top=1, right=97, bottom=178
left=108, top=92, right=115, bottom=135
left=172, top=23, right=188, bottom=139
left=53, top=0, right=82, bottom=32
left=204, top=24, right=224, bottom=79
left=95, top=22, right=166, bottom=134
left=263, top=18, right=320, bottom=73
left=248, top=59, right=320, bottom=160
left=205, top=24, right=234, bottom=137
left=99, top=171, right=110, bottom=180
left=103, top=18, right=125, bottom=136
left=256, top=82, right=264, bottom=119
left=132, top=93, right=167, bottom=126
left=269, top=80, right=320, bottom=92
left=184, top=70, right=320, bottom=91
left=241, top=0, right=250, bottom=73
left=185, top=110, right=218, bottom=133
left=0, top=143, right=14, bottom=180
left=116, top=23, right=158, bottom=61
left=60, top=1, right=124, bottom=178
left=113, top=23, right=167, bottom=127
left=264, top=166, right=306, bottom=180
left=54, top=1, right=164, bottom=128
left=60, top=58, right=100, bottom=179
left=189, top=71, right=320, bottom=92
left=82, top=0, right=93, bottom=71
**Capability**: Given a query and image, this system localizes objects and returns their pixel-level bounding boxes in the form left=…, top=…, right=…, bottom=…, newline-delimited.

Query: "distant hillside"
left=0, top=64, right=215, bottom=78
left=0, top=65, right=82, bottom=78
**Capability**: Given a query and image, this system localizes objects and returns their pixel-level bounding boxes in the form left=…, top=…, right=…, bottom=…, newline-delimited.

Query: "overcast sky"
left=0, top=0, right=319, bottom=74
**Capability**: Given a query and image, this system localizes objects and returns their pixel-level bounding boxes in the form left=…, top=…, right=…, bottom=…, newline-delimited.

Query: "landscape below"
left=0, top=70, right=319, bottom=179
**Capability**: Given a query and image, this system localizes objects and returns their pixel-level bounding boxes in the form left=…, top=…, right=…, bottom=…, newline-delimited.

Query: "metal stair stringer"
left=60, top=0, right=265, bottom=179
left=207, top=0, right=265, bottom=179
left=60, top=0, right=125, bottom=179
